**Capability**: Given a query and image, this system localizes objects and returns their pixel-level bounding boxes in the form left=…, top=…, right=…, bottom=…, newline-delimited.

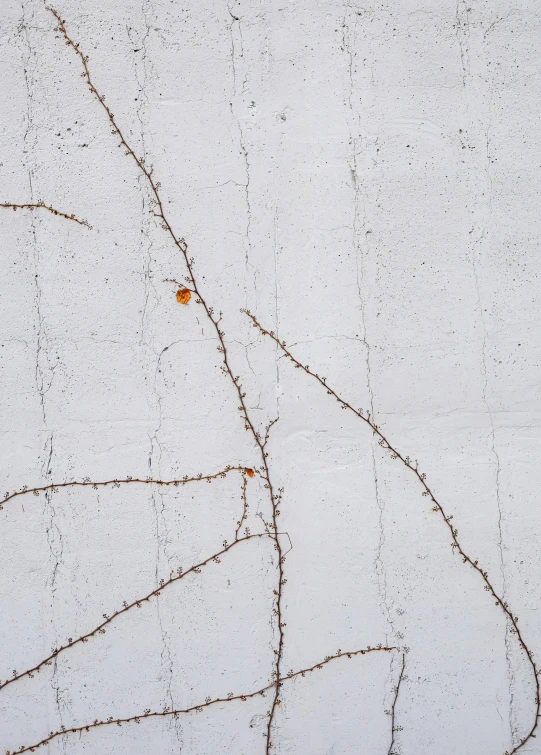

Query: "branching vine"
left=7, top=646, right=397, bottom=754
left=0, top=7, right=533, bottom=755
left=1, top=531, right=271, bottom=693
left=44, top=10, right=288, bottom=748
left=244, top=310, right=540, bottom=755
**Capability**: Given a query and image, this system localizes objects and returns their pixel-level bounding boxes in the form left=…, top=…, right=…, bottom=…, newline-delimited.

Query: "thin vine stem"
left=235, top=474, right=249, bottom=540
left=3, top=10, right=530, bottom=754
left=244, top=310, right=540, bottom=755
left=2, top=468, right=269, bottom=694
left=0, top=532, right=275, bottom=693
left=0, top=532, right=278, bottom=690
left=388, top=653, right=406, bottom=755
left=8, top=645, right=397, bottom=754
left=0, top=202, right=91, bottom=228
left=1, top=465, right=250, bottom=511
left=46, top=12, right=286, bottom=749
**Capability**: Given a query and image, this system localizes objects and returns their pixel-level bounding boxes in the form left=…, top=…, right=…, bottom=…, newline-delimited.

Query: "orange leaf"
left=245, top=468, right=254, bottom=478
left=176, top=288, right=191, bottom=305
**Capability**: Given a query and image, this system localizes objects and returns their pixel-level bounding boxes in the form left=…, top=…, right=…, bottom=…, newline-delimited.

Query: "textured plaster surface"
left=1, top=1, right=540, bottom=754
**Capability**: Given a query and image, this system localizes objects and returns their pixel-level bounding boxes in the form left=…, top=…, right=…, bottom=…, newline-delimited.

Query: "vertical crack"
left=273, top=212, right=281, bottom=420
left=455, top=0, right=471, bottom=89
left=126, top=5, right=182, bottom=745
left=149, top=345, right=182, bottom=746
left=227, top=1, right=252, bottom=280
left=20, top=1, right=65, bottom=743
left=343, top=11, right=401, bottom=745
left=127, top=2, right=158, bottom=346
left=19, top=1, right=56, bottom=426
left=457, top=8, right=513, bottom=742
left=343, top=6, right=393, bottom=640
left=470, top=213, right=514, bottom=742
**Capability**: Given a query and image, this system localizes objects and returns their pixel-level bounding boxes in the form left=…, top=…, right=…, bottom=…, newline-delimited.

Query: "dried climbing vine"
left=0, top=7, right=405, bottom=754
left=9, top=646, right=397, bottom=754
left=44, top=9, right=288, bottom=749
left=0, top=201, right=91, bottom=228
left=0, top=465, right=248, bottom=511
left=1, top=7, right=534, bottom=755
left=244, top=311, right=540, bottom=755
left=1, top=526, right=266, bottom=692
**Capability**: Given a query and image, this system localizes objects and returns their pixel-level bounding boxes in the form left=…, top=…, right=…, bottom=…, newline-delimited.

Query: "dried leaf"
left=245, top=468, right=254, bottom=478
left=176, top=288, right=191, bottom=305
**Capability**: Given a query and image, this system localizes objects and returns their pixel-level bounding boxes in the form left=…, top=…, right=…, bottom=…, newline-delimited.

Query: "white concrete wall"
left=1, top=2, right=540, bottom=754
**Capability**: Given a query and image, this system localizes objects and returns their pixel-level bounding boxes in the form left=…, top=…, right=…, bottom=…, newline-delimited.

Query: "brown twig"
left=163, top=277, right=195, bottom=292
left=244, top=310, right=540, bottom=755
left=47, top=10, right=287, bottom=749
left=263, top=417, right=279, bottom=450
left=7, top=645, right=397, bottom=754
left=0, top=533, right=273, bottom=693
left=1, top=466, right=250, bottom=511
left=235, top=473, right=249, bottom=540
left=388, top=653, right=406, bottom=755
left=0, top=202, right=91, bottom=228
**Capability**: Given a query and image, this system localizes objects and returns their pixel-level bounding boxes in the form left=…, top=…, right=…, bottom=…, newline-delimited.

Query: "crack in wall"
left=4, top=5, right=538, bottom=753
left=272, top=212, right=281, bottom=421
left=149, top=340, right=183, bottom=747
left=343, top=4, right=395, bottom=641
left=227, top=0, right=253, bottom=289
left=456, top=5, right=514, bottom=742
left=19, top=2, right=67, bottom=745
left=130, top=4, right=183, bottom=747
left=342, top=10, right=403, bottom=740
left=19, top=3, right=56, bottom=426
left=128, top=2, right=159, bottom=349
left=455, top=0, right=471, bottom=89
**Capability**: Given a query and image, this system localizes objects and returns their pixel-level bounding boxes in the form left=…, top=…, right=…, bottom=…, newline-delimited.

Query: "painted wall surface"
left=1, top=2, right=540, bottom=754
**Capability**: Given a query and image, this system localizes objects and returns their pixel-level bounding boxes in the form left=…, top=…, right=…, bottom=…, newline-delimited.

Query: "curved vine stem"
left=0, top=532, right=276, bottom=693
left=46, top=12, right=287, bottom=750
left=388, top=653, right=405, bottom=755
left=244, top=310, right=540, bottom=755
left=8, top=645, right=397, bottom=754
